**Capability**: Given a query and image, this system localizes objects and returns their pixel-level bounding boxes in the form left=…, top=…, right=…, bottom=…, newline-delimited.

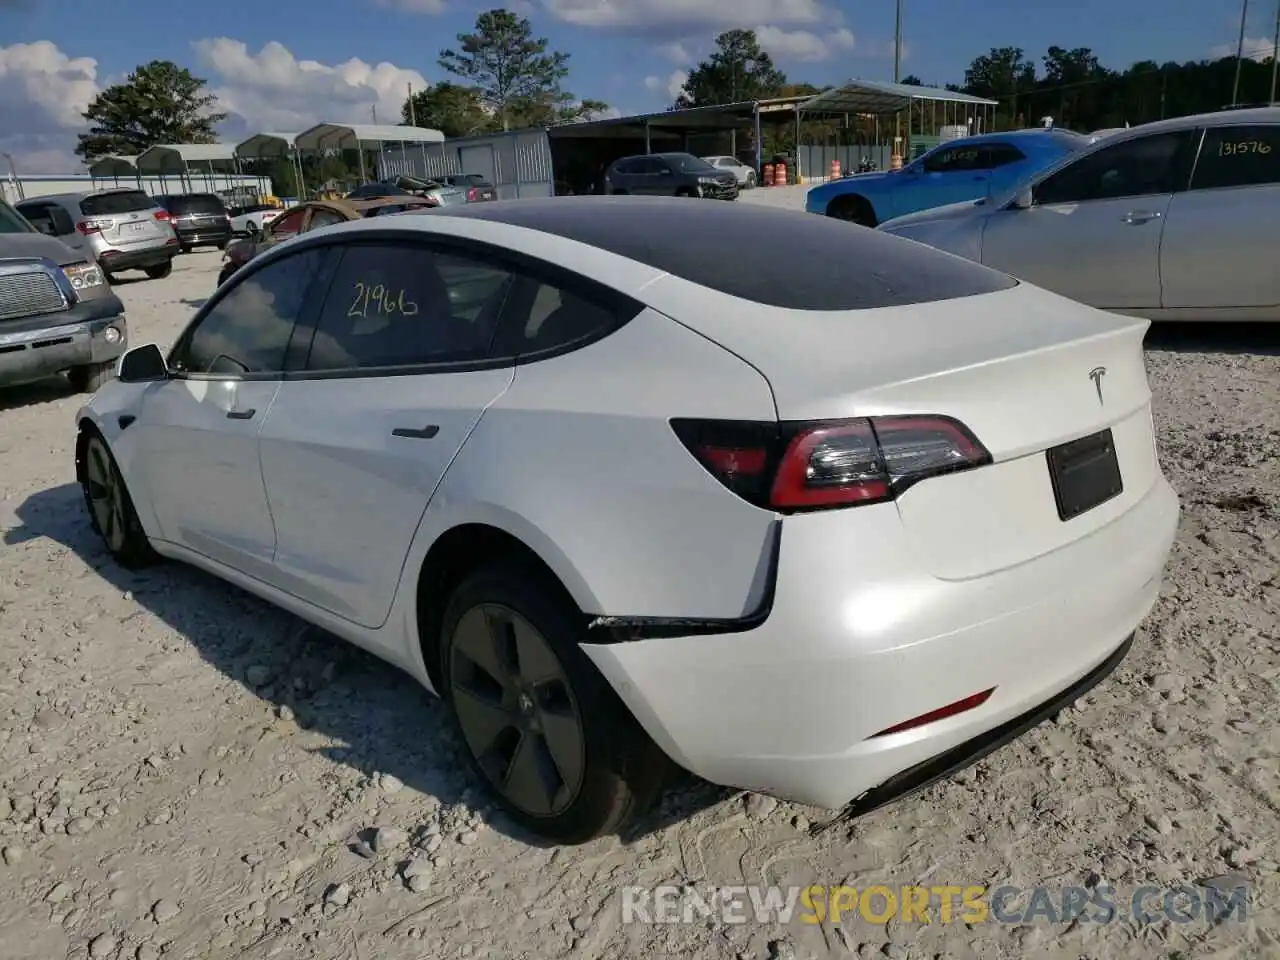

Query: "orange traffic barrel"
left=762, top=163, right=775, bottom=186
left=830, top=159, right=840, bottom=179
left=774, top=161, right=788, bottom=185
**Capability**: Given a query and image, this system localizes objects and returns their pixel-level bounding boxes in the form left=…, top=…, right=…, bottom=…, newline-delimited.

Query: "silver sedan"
left=878, top=107, right=1279, bottom=321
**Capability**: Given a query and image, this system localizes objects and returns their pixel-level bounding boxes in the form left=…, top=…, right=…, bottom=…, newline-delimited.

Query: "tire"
left=611, top=189, right=628, bottom=195
left=745, top=173, right=756, bottom=188
left=144, top=261, right=172, bottom=280
left=179, top=244, right=192, bottom=255
left=827, top=195, right=878, bottom=227
left=247, top=222, right=260, bottom=238
left=675, top=187, right=697, bottom=198
left=76, top=427, right=160, bottom=569
left=67, top=361, right=116, bottom=393
left=217, top=265, right=236, bottom=287
left=104, top=271, right=119, bottom=286
left=216, top=240, right=228, bottom=251
left=439, top=562, right=667, bottom=844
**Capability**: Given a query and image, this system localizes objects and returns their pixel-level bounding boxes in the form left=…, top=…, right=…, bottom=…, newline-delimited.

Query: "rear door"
left=902, top=143, right=994, bottom=215
left=980, top=129, right=1197, bottom=310
left=80, top=191, right=168, bottom=250
left=1159, top=122, right=1280, bottom=311
left=256, top=238, right=518, bottom=629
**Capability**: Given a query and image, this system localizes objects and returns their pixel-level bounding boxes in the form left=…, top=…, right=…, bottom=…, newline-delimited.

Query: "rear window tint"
left=80, top=191, right=156, bottom=216
left=166, top=194, right=227, bottom=215
left=434, top=196, right=1017, bottom=311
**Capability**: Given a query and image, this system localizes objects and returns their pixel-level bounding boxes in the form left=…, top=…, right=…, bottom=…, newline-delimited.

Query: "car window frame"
left=1187, top=122, right=1280, bottom=192
left=1029, top=129, right=1199, bottom=207
left=165, top=246, right=337, bottom=382
left=278, top=232, right=645, bottom=380
left=922, top=144, right=985, bottom=173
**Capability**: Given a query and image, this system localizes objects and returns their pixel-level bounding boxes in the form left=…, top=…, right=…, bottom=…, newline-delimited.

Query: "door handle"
left=1121, top=211, right=1162, bottom=224
left=392, top=425, right=440, bottom=439
left=226, top=408, right=256, bottom=420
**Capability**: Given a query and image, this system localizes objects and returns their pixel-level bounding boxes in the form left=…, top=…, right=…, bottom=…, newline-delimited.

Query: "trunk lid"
left=648, top=279, right=1160, bottom=578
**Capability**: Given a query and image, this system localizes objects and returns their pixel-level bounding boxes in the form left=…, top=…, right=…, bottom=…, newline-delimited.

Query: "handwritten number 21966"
left=348, top=282, right=419, bottom=319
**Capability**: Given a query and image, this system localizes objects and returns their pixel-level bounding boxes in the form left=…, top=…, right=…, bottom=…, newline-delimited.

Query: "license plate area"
left=1046, top=428, right=1123, bottom=521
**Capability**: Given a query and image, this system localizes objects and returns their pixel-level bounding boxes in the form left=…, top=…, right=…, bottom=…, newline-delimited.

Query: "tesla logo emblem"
left=1089, top=366, right=1107, bottom=404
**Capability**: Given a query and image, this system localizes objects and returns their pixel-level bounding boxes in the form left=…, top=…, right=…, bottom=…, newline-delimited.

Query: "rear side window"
left=304, top=243, right=515, bottom=371
left=1192, top=125, right=1280, bottom=190
left=167, top=194, right=227, bottom=215
left=80, top=191, right=156, bottom=216
left=1, top=201, right=35, bottom=234
left=983, top=143, right=1026, bottom=168
left=610, top=159, right=636, bottom=175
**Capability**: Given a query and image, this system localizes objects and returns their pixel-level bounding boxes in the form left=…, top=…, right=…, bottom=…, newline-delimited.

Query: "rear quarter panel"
left=400, top=308, right=781, bottom=620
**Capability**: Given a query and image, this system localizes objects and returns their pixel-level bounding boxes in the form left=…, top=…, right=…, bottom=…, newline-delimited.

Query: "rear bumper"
left=582, top=475, right=1179, bottom=810
left=99, top=244, right=177, bottom=271
left=0, top=297, right=128, bottom=385
left=174, top=225, right=232, bottom=247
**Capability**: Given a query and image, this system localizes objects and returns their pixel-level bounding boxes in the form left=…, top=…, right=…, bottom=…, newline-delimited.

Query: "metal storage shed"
left=293, top=123, right=446, bottom=182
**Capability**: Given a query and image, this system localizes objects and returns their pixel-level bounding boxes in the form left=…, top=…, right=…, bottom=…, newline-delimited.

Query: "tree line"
left=72, top=11, right=1280, bottom=193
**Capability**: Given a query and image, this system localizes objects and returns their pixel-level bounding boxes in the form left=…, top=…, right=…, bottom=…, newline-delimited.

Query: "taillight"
left=76, top=219, right=107, bottom=235
left=153, top=209, right=170, bottom=222
left=670, top=415, right=991, bottom=513
left=467, top=187, right=478, bottom=201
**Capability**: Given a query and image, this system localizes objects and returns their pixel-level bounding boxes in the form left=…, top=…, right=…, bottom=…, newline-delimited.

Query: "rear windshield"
left=0, top=201, right=34, bottom=234
left=666, top=154, right=716, bottom=173
left=435, top=196, right=1018, bottom=311
left=81, top=191, right=156, bottom=216
left=166, top=194, right=227, bottom=215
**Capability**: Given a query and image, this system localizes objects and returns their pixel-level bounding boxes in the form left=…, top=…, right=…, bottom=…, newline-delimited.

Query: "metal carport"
left=135, top=143, right=242, bottom=193
left=234, top=132, right=305, bottom=201
left=293, top=123, right=445, bottom=184
left=87, top=155, right=139, bottom=188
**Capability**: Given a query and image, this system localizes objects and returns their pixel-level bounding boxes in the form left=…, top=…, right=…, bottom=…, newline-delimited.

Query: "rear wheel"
left=67, top=361, right=115, bottom=393
left=745, top=172, right=757, bottom=188
left=77, top=428, right=160, bottom=569
left=827, top=195, right=878, bottom=227
left=440, top=563, right=666, bottom=844
left=675, top=187, right=697, bottom=197
left=144, top=261, right=172, bottom=280
left=179, top=244, right=192, bottom=255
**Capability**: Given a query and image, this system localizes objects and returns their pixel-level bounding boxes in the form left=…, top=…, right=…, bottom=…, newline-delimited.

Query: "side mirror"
left=1012, top=187, right=1033, bottom=210
left=117, top=343, right=168, bottom=383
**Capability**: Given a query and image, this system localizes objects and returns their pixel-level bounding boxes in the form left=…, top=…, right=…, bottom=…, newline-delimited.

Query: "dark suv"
left=605, top=153, right=739, bottom=200
left=155, top=193, right=232, bottom=252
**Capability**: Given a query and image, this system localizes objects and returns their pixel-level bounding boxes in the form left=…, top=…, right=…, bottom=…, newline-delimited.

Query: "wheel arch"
left=826, top=191, right=878, bottom=224
left=411, top=510, right=601, bottom=695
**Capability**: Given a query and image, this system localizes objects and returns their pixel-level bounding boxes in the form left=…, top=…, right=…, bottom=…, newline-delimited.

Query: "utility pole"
left=407, top=83, right=416, bottom=126
left=1271, top=0, right=1280, bottom=103
left=1232, top=0, right=1250, bottom=106
left=892, top=0, right=903, bottom=168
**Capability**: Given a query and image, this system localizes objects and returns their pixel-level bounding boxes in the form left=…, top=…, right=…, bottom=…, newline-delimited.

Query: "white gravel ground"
left=0, top=222, right=1277, bottom=960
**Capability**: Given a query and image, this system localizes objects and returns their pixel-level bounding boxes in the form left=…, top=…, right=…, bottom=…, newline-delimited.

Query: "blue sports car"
left=804, top=129, right=1088, bottom=226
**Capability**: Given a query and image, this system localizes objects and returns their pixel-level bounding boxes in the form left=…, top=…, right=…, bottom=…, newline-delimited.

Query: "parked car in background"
left=605, top=153, right=739, bottom=199
left=346, top=175, right=466, bottom=207
left=702, top=155, right=758, bottom=187
left=216, top=196, right=436, bottom=286
left=16, top=189, right=179, bottom=282
left=441, top=174, right=497, bottom=202
left=155, top=193, right=232, bottom=252
left=228, top=203, right=283, bottom=237
left=0, top=198, right=128, bottom=391
left=877, top=108, right=1280, bottom=321
left=804, top=129, right=1088, bottom=226
left=78, top=195, right=1178, bottom=843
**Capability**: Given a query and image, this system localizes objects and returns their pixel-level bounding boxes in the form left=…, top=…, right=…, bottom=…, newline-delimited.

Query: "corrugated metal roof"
left=293, top=123, right=445, bottom=152
left=87, top=155, right=138, bottom=176
left=235, top=133, right=300, bottom=158
left=135, top=143, right=240, bottom=172
left=801, top=79, right=998, bottom=115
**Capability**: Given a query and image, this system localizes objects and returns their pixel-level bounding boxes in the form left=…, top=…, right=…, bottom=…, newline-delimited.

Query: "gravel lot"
left=0, top=217, right=1278, bottom=960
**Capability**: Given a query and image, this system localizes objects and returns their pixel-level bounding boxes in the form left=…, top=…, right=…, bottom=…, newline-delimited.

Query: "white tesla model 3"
left=74, top=196, right=1179, bottom=844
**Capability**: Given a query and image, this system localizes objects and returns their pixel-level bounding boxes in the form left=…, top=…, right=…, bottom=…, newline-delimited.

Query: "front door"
left=1159, top=122, right=1280, bottom=311
left=138, top=247, right=328, bottom=578
left=980, top=129, right=1197, bottom=310
left=899, top=142, right=994, bottom=217
left=258, top=239, right=518, bottom=629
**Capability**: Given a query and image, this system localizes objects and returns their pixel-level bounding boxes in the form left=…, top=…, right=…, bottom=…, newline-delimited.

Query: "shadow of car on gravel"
left=5, top=482, right=727, bottom=846
left=1144, top=322, right=1280, bottom=356
left=0, top=376, right=80, bottom=413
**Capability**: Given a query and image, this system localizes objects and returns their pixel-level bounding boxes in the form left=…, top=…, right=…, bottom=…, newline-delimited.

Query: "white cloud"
left=1209, top=36, right=1277, bottom=61
left=191, top=38, right=430, bottom=135
left=541, top=0, right=828, bottom=31
left=0, top=41, right=99, bottom=173
left=756, top=25, right=853, bottom=62
left=656, top=40, right=694, bottom=64
left=371, top=0, right=449, bottom=10
left=643, top=70, right=688, bottom=100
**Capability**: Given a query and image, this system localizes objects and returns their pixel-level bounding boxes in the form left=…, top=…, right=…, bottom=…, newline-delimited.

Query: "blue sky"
left=0, top=0, right=1270, bottom=171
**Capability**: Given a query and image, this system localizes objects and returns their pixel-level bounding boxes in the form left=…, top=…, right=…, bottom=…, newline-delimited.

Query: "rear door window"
left=982, top=143, right=1026, bottom=168
left=17, top=202, right=65, bottom=236
left=80, top=191, right=156, bottom=216
left=1034, top=130, right=1197, bottom=205
left=1191, top=125, right=1280, bottom=190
